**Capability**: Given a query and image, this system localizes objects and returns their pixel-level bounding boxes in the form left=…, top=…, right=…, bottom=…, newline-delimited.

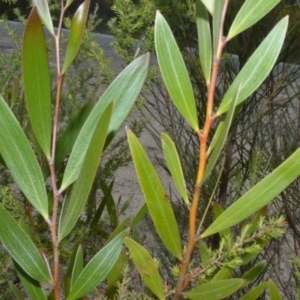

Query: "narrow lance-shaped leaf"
left=67, top=231, right=127, bottom=300
left=201, top=147, right=300, bottom=238
left=71, top=245, right=83, bottom=288
left=212, top=0, right=224, bottom=57
left=127, top=130, right=182, bottom=260
left=201, top=0, right=214, bottom=15
left=196, top=0, right=212, bottom=85
left=8, top=283, right=25, bottom=300
left=14, top=261, right=47, bottom=300
left=0, top=96, right=49, bottom=220
left=227, top=0, right=280, bottom=40
left=155, top=11, right=199, bottom=131
left=0, top=205, right=51, bottom=283
left=60, top=53, right=149, bottom=191
left=58, top=102, right=113, bottom=241
left=161, top=133, right=189, bottom=204
left=62, top=0, right=90, bottom=74
left=241, top=261, right=267, bottom=288
left=32, top=0, right=54, bottom=35
left=182, top=279, right=244, bottom=300
left=22, top=7, right=52, bottom=159
left=124, top=238, right=165, bottom=300
left=217, top=17, right=288, bottom=115
left=240, top=282, right=268, bottom=300
left=269, top=279, right=282, bottom=300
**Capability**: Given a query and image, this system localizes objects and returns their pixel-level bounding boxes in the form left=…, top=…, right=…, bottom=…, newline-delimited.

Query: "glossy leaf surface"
left=0, top=96, right=48, bottom=219
left=124, top=238, right=165, bottom=300
left=201, top=147, right=300, bottom=238
left=61, top=53, right=149, bottom=191
left=196, top=0, right=212, bottom=84
left=183, top=279, right=244, bottom=299
left=161, top=133, right=189, bottom=204
left=32, top=0, right=54, bottom=34
left=128, top=130, right=182, bottom=260
left=62, top=0, right=90, bottom=73
left=14, top=262, right=47, bottom=300
left=217, top=17, right=288, bottom=115
left=58, top=102, right=113, bottom=241
left=67, top=231, right=126, bottom=300
left=155, top=11, right=198, bottom=131
left=0, top=205, right=51, bottom=283
left=23, top=7, right=52, bottom=159
left=228, top=0, right=280, bottom=40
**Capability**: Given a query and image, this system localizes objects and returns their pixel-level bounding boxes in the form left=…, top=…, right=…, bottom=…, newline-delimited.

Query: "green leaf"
left=0, top=205, right=51, bottom=283
left=0, top=96, right=48, bottom=220
left=198, top=240, right=210, bottom=267
left=55, top=101, right=95, bottom=174
left=212, top=0, right=224, bottom=57
left=211, top=268, right=232, bottom=281
left=106, top=217, right=129, bottom=244
left=269, top=279, right=282, bottom=300
left=155, top=11, right=199, bottom=131
left=196, top=0, right=212, bottom=85
left=240, top=282, right=268, bottom=300
left=14, top=261, right=47, bottom=300
left=129, top=203, right=148, bottom=230
left=161, top=133, right=189, bottom=204
left=212, top=203, right=233, bottom=244
left=241, top=261, right=266, bottom=288
left=107, top=253, right=128, bottom=299
left=32, top=0, right=54, bottom=35
left=227, top=0, right=280, bottom=40
left=71, top=245, right=83, bottom=288
left=64, top=244, right=82, bottom=298
left=67, top=231, right=127, bottom=300
left=60, top=53, right=149, bottom=191
left=9, top=282, right=25, bottom=300
left=66, top=0, right=74, bottom=8
left=124, top=238, right=165, bottom=300
left=201, top=147, right=300, bottom=238
left=62, top=0, right=90, bottom=73
left=204, top=83, right=240, bottom=182
left=183, top=279, right=244, bottom=300
left=217, top=17, right=288, bottom=116
left=201, top=0, right=214, bottom=15
left=127, top=130, right=182, bottom=260
left=22, top=7, right=52, bottom=159
left=58, top=102, right=113, bottom=241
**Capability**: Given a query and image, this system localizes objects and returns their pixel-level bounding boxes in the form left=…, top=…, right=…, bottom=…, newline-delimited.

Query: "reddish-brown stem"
left=47, top=2, right=67, bottom=299
left=173, top=1, right=229, bottom=298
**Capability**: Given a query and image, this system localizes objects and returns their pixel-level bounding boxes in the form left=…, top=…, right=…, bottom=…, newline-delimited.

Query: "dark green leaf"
left=14, top=261, right=47, bottom=300
left=241, top=261, right=266, bottom=288
left=22, top=7, right=52, bottom=159
left=0, top=205, right=51, bottom=283
left=240, top=282, right=268, bottom=300
left=0, top=96, right=48, bottom=220
left=9, top=282, right=25, bottom=300
left=58, top=102, right=113, bottom=241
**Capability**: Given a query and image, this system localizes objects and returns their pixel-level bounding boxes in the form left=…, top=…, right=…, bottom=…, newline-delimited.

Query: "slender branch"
left=47, top=1, right=67, bottom=299
left=173, top=1, right=229, bottom=298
